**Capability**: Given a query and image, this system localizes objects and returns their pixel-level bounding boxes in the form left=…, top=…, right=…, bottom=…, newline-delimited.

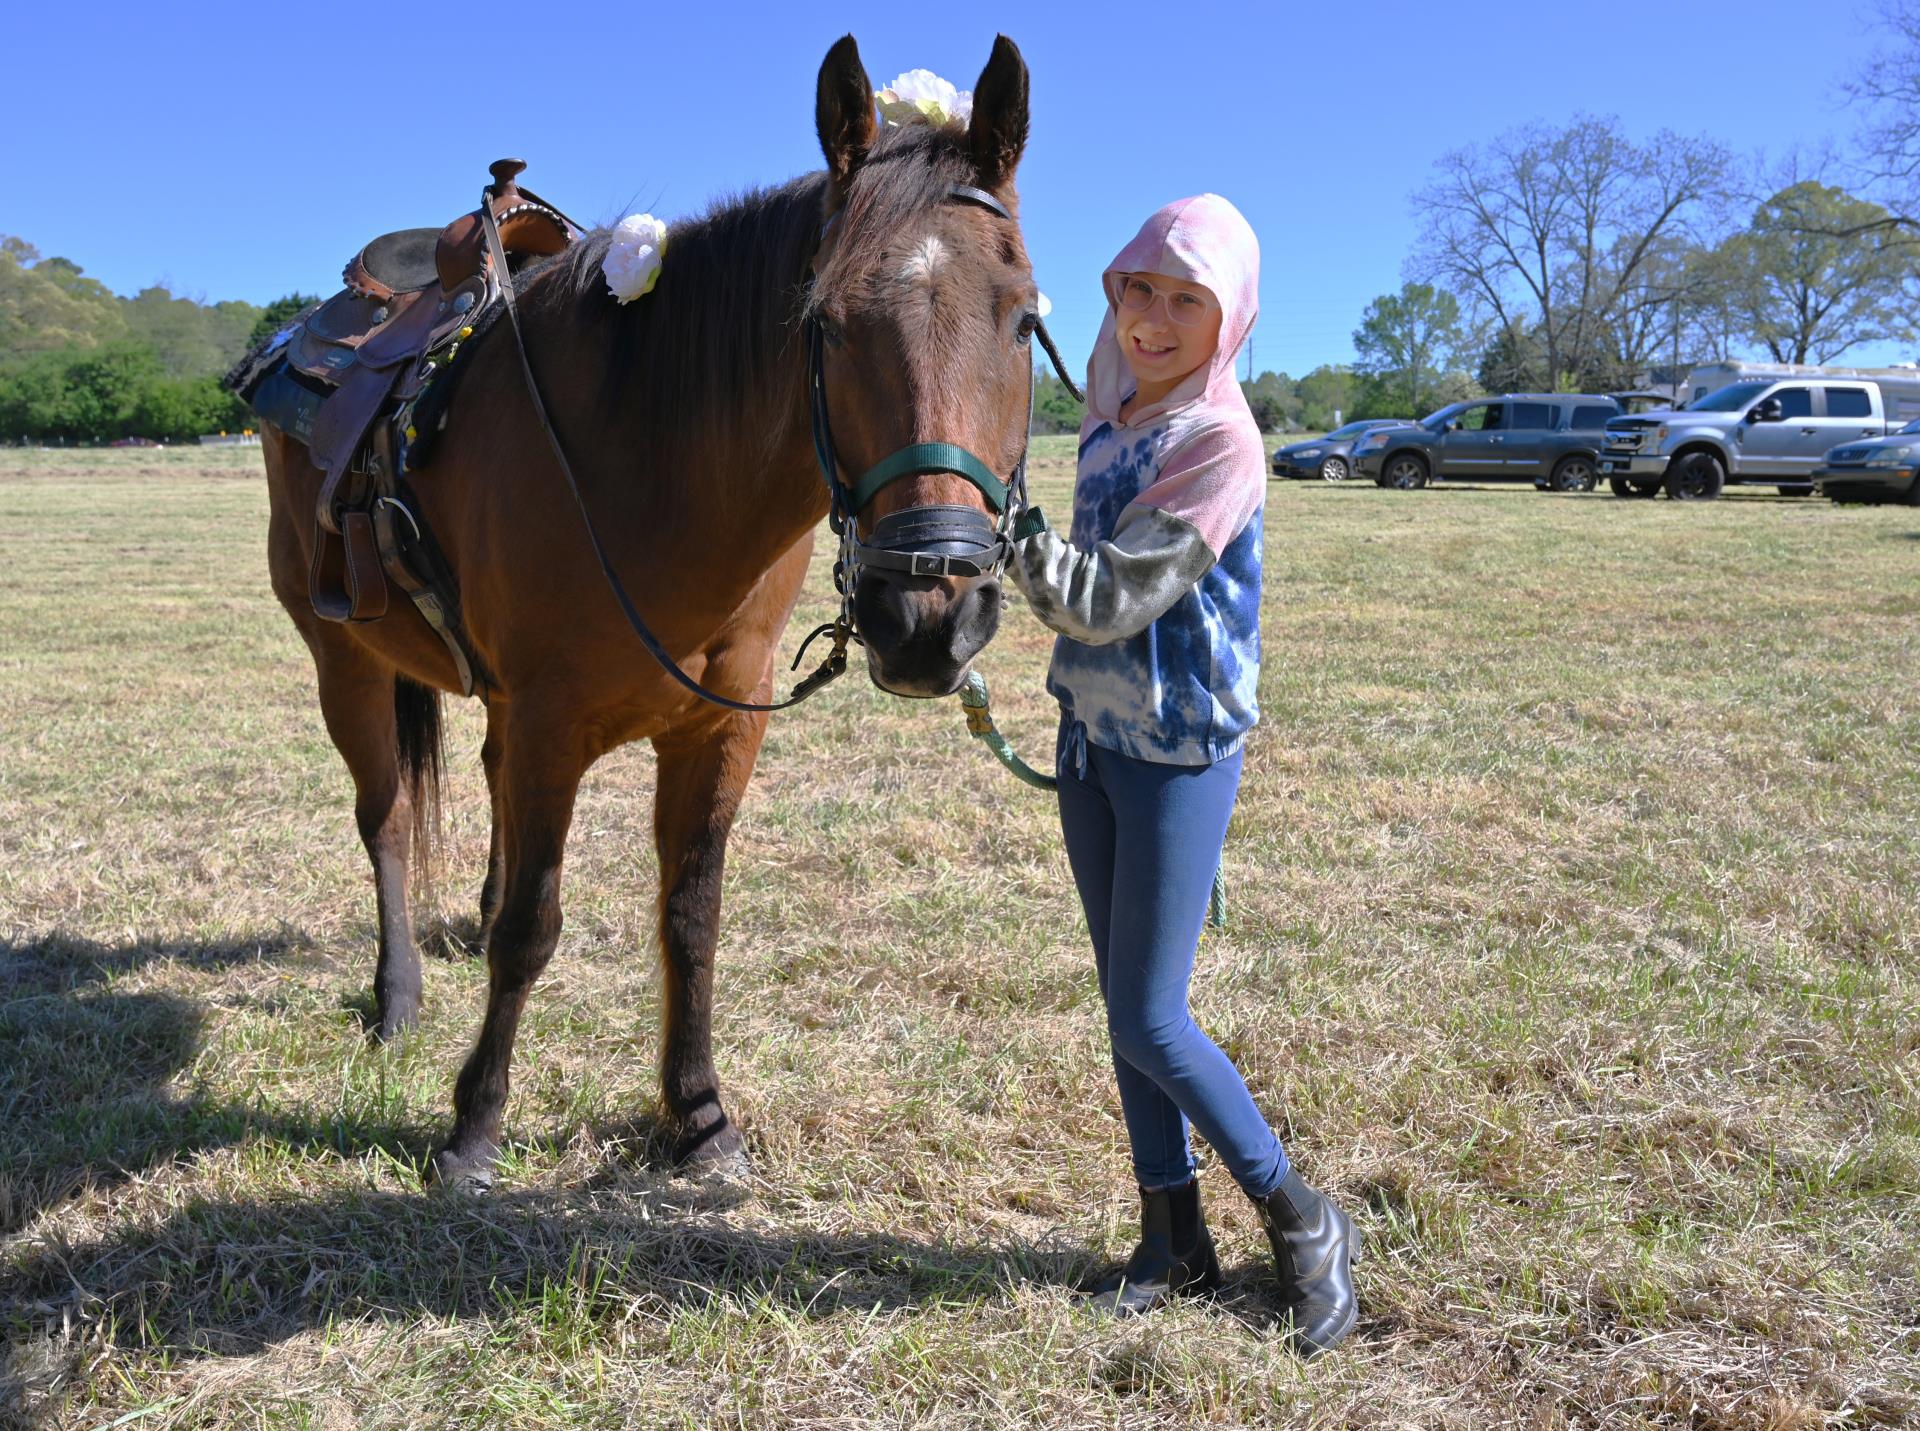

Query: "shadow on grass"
left=0, top=1157, right=1303, bottom=1419
left=0, top=929, right=438, bottom=1239
left=0, top=933, right=1307, bottom=1421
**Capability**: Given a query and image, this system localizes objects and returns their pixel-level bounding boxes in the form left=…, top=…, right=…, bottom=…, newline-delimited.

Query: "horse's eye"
left=1015, top=312, right=1038, bottom=346
left=816, top=314, right=845, bottom=348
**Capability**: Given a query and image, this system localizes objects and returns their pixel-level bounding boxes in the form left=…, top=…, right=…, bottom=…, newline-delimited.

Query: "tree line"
left=18, top=4, right=1920, bottom=445
left=0, top=235, right=315, bottom=444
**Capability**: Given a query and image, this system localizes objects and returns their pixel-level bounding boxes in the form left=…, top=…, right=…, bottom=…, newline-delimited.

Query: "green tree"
left=1716, top=182, right=1916, bottom=364
left=1294, top=365, right=1361, bottom=431
left=0, top=242, right=128, bottom=365
left=1032, top=369, right=1085, bottom=435
left=122, top=285, right=262, bottom=377
left=1239, top=370, right=1299, bottom=431
left=247, top=292, right=322, bottom=348
left=1352, top=282, right=1466, bottom=417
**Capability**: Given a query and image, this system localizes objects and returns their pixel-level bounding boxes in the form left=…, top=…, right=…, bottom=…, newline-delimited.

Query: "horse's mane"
left=521, top=123, right=988, bottom=451
left=530, top=172, right=827, bottom=448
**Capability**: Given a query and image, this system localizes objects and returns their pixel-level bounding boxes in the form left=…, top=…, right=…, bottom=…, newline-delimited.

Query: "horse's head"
left=809, top=35, right=1038, bottom=698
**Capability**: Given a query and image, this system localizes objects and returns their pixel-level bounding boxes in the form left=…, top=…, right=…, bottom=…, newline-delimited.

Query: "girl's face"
left=1112, top=272, right=1224, bottom=402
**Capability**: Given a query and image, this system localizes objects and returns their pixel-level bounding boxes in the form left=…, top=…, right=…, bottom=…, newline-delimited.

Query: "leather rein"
left=486, top=180, right=1081, bottom=715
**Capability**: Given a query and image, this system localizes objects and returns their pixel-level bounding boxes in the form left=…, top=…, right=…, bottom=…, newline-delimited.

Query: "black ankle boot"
left=1089, top=1178, right=1223, bottom=1316
left=1251, top=1167, right=1359, bottom=1355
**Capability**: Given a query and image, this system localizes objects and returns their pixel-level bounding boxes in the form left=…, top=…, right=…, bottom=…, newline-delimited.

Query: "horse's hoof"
left=674, top=1118, right=749, bottom=1179
left=371, top=996, right=421, bottom=1045
left=428, top=1143, right=499, bottom=1191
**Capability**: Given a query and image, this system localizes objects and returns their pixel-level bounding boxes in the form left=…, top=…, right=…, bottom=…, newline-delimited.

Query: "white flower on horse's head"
left=876, top=69, right=973, bottom=128
left=603, top=213, right=669, bottom=304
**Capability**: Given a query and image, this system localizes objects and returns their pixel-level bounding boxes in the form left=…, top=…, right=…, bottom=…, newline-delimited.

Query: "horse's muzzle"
left=854, top=505, right=1005, bottom=697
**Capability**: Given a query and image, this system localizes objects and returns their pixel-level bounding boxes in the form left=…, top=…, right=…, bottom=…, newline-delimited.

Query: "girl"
left=1007, top=194, right=1358, bottom=1354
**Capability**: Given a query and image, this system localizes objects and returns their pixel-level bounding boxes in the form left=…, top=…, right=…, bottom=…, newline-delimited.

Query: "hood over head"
left=1086, top=193, right=1260, bottom=431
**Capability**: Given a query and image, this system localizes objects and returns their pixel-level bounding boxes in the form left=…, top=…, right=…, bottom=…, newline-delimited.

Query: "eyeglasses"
left=1112, top=274, right=1216, bottom=328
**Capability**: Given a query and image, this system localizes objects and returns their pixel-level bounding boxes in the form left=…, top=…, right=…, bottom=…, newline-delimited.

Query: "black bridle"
left=491, top=179, right=1079, bottom=716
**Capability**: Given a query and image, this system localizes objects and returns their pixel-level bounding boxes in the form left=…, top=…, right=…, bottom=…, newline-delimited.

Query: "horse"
left=256, top=35, right=1048, bottom=1184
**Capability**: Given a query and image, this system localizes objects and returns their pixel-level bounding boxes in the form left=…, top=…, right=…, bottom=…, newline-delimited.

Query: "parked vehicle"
left=1610, top=389, right=1683, bottom=415
left=1680, top=360, right=1920, bottom=411
left=1353, top=394, right=1622, bottom=491
left=1270, top=419, right=1410, bottom=482
left=1813, top=417, right=1920, bottom=505
left=1598, top=371, right=1920, bottom=499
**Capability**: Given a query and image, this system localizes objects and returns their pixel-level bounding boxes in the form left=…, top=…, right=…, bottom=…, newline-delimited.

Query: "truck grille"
left=1602, top=419, right=1658, bottom=455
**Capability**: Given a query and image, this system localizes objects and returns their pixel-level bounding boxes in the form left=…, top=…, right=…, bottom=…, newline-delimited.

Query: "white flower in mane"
left=876, top=69, right=972, bottom=128
left=603, top=213, right=668, bottom=304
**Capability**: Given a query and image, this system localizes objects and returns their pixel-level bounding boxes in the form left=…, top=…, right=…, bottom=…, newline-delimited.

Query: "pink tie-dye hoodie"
left=1009, top=193, right=1266, bottom=765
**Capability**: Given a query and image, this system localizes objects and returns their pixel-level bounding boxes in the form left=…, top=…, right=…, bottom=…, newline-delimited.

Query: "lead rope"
left=957, top=672, right=1227, bottom=930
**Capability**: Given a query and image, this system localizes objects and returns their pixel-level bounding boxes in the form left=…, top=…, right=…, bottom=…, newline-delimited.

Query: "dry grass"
left=1, top=442, right=1916, bottom=1429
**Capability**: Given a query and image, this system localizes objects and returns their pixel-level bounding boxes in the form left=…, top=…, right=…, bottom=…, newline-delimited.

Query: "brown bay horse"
left=259, top=36, right=1044, bottom=1183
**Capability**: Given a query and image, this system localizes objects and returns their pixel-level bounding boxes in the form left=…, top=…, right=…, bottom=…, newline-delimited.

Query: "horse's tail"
left=394, top=674, right=445, bottom=892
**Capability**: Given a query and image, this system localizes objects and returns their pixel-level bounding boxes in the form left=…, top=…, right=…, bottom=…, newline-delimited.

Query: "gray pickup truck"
left=1598, top=376, right=1916, bottom=499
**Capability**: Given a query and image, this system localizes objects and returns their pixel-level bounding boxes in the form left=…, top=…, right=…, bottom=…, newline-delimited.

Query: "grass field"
left=2, top=441, right=1917, bottom=1428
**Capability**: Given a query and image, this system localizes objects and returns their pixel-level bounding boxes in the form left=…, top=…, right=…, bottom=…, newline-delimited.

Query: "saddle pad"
left=246, top=361, right=330, bottom=446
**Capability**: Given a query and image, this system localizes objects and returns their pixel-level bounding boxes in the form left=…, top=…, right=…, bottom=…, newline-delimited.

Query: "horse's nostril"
left=853, top=573, right=917, bottom=650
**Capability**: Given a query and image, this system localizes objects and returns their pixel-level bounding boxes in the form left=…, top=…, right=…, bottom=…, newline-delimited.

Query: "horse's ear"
left=816, top=35, right=877, bottom=201
left=968, top=35, right=1029, bottom=190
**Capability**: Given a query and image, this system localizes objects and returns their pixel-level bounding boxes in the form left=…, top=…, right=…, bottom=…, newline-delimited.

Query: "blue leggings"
left=1056, top=720, right=1289, bottom=1197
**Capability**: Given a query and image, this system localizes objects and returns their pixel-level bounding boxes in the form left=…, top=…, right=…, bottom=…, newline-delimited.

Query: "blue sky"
left=13, top=1, right=1902, bottom=376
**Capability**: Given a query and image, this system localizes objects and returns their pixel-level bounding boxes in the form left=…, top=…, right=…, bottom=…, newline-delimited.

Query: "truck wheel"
left=1549, top=456, right=1597, bottom=493
left=1904, top=474, right=1920, bottom=506
left=1319, top=455, right=1350, bottom=482
left=1665, top=453, right=1724, bottom=501
left=1608, top=476, right=1633, bottom=497
left=1383, top=454, right=1428, bottom=490
left=1630, top=479, right=1663, bottom=496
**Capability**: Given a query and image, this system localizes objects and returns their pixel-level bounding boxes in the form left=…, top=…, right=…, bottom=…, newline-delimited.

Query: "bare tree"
left=1412, top=116, right=1729, bottom=391
left=1850, top=0, right=1920, bottom=225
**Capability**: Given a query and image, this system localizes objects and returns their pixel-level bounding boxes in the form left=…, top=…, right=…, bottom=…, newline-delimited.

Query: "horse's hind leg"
left=311, top=638, right=434, bottom=1040
left=652, top=711, right=768, bottom=1170
left=475, top=711, right=505, bottom=948
left=432, top=704, right=585, bottom=1187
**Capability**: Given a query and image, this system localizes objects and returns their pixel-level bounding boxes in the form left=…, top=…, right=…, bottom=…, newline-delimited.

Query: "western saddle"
left=231, top=159, right=581, bottom=696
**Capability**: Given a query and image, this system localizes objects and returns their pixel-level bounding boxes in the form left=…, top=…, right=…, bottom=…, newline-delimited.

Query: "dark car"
left=1353, top=394, right=1623, bottom=492
left=1813, top=417, right=1920, bottom=505
left=1270, top=419, right=1411, bottom=483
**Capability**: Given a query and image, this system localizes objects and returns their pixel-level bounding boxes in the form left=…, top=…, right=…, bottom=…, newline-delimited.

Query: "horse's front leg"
left=431, top=702, right=585, bottom=1187
left=652, top=707, right=769, bottom=1171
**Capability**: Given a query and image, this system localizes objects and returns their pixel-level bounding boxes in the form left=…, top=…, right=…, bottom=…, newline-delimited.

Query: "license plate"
left=1600, top=460, right=1621, bottom=473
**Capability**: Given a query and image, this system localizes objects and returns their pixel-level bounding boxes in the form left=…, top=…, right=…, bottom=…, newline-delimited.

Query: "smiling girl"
left=1006, top=195, right=1358, bottom=1353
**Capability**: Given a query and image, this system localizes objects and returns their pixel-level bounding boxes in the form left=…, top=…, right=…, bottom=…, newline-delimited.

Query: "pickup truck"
left=1598, top=377, right=1911, bottom=500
